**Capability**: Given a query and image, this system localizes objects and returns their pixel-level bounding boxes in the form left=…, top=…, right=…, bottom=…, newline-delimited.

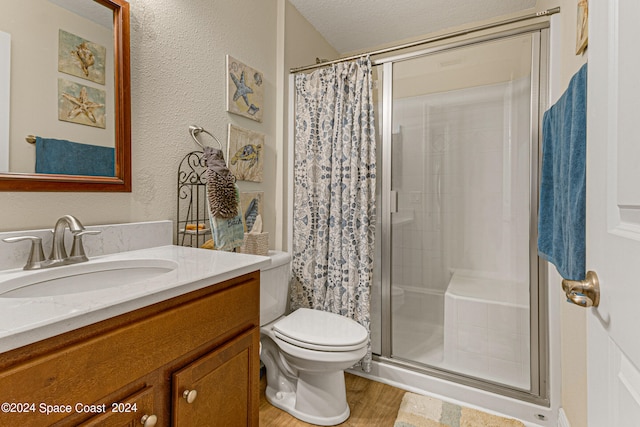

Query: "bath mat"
left=394, top=392, right=525, bottom=427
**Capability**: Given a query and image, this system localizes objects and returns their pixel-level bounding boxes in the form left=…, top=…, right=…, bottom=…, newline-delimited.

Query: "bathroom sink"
left=0, top=259, right=178, bottom=298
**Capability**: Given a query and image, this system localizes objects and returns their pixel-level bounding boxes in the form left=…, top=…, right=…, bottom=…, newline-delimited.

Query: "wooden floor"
left=259, top=372, right=406, bottom=426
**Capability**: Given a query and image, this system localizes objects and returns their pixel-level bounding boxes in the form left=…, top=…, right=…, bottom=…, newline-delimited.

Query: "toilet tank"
left=259, top=250, right=291, bottom=326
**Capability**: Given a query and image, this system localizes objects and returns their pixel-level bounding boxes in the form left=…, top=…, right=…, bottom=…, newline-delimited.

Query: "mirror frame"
left=0, top=0, right=131, bottom=192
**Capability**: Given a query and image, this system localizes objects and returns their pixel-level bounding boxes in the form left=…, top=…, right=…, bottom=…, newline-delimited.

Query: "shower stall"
left=369, top=24, right=549, bottom=408
left=289, top=21, right=552, bottom=421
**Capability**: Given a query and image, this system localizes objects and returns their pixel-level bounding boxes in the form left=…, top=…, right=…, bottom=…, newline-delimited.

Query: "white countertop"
left=0, top=245, right=270, bottom=353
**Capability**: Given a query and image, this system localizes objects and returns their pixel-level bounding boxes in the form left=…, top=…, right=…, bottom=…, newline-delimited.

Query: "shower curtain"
left=290, top=57, right=377, bottom=371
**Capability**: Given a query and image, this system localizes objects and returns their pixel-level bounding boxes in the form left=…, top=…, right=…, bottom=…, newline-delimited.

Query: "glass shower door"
left=380, top=32, right=540, bottom=391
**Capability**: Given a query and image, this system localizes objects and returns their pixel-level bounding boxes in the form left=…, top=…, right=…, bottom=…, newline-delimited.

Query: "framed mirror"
left=0, top=0, right=130, bottom=192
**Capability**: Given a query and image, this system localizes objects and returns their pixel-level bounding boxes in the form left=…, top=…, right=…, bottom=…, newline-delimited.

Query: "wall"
left=0, top=31, right=9, bottom=172
left=536, top=1, right=588, bottom=426
left=0, top=0, right=279, bottom=247
left=1, top=0, right=339, bottom=248
left=392, top=35, right=533, bottom=99
left=279, top=0, right=338, bottom=250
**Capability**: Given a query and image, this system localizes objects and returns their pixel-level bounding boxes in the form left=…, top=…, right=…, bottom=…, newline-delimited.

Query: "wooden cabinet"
left=172, top=329, right=259, bottom=426
left=0, top=271, right=260, bottom=427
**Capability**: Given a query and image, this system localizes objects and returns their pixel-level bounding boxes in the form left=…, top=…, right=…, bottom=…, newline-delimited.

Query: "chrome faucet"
left=50, top=214, right=85, bottom=262
left=2, top=215, right=100, bottom=270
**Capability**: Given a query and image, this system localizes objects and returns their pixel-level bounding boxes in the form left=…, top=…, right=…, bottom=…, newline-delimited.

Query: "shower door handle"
left=390, top=190, right=398, bottom=213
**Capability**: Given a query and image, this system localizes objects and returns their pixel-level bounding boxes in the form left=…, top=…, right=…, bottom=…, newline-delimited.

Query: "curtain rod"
left=290, top=7, right=560, bottom=74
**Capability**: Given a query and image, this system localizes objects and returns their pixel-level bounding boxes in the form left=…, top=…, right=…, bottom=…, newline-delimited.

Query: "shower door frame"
left=375, top=23, right=550, bottom=406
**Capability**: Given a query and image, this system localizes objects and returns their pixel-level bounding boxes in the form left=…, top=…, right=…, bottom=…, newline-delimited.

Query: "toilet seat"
left=273, top=308, right=368, bottom=352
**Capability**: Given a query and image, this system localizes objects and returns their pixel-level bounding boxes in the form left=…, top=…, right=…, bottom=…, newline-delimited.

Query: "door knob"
left=562, top=270, right=600, bottom=307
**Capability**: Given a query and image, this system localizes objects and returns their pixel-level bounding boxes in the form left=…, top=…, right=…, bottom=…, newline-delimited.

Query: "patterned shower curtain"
left=290, top=57, right=377, bottom=371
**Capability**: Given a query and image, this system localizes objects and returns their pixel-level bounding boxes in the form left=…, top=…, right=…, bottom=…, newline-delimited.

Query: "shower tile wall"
left=393, top=81, right=530, bottom=293
left=392, top=98, right=442, bottom=296
left=391, top=80, right=531, bottom=385
left=390, top=95, right=446, bottom=365
left=371, top=33, right=541, bottom=394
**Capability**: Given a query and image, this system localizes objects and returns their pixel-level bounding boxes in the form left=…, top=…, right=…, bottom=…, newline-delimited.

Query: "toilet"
left=259, top=251, right=368, bottom=426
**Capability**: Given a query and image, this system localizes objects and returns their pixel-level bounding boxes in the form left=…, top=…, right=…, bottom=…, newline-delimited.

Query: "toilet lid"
left=273, top=308, right=368, bottom=351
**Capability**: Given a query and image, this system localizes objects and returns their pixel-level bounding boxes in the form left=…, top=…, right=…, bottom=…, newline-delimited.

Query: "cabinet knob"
left=183, top=389, right=198, bottom=404
left=140, top=414, right=158, bottom=427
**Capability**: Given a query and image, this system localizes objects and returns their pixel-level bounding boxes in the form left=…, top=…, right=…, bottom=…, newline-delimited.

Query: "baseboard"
left=558, top=408, right=571, bottom=427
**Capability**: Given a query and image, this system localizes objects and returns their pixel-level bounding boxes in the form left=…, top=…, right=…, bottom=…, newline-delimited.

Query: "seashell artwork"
left=239, top=191, right=264, bottom=233
left=58, top=30, right=106, bottom=85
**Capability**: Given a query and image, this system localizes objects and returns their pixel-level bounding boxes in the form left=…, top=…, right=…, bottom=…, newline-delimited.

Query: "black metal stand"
left=176, top=151, right=211, bottom=248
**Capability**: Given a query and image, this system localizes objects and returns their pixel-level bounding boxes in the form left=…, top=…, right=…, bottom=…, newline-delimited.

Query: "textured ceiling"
left=288, top=0, right=538, bottom=54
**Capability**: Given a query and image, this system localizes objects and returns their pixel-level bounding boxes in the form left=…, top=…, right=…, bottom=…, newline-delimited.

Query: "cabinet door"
left=79, top=386, right=158, bottom=427
left=172, top=327, right=259, bottom=426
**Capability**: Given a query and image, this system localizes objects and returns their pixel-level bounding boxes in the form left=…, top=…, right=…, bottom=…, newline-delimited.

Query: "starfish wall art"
left=58, top=78, right=106, bottom=128
left=226, top=55, right=264, bottom=122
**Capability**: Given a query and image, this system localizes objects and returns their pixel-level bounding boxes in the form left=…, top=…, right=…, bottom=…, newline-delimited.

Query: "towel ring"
left=189, top=125, right=222, bottom=150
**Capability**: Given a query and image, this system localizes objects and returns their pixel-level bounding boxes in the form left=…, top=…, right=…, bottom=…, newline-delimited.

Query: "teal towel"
left=538, top=63, right=587, bottom=281
left=35, top=137, right=115, bottom=177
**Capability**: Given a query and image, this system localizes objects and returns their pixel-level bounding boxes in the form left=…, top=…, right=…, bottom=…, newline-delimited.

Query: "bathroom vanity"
left=0, top=242, right=269, bottom=426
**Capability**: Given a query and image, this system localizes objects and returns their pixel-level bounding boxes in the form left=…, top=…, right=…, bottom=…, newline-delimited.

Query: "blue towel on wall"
left=538, top=63, right=587, bottom=281
left=35, top=137, right=115, bottom=177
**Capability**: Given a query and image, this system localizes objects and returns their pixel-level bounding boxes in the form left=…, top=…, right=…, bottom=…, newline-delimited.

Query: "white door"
left=587, top=0, right=640, bottom=425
